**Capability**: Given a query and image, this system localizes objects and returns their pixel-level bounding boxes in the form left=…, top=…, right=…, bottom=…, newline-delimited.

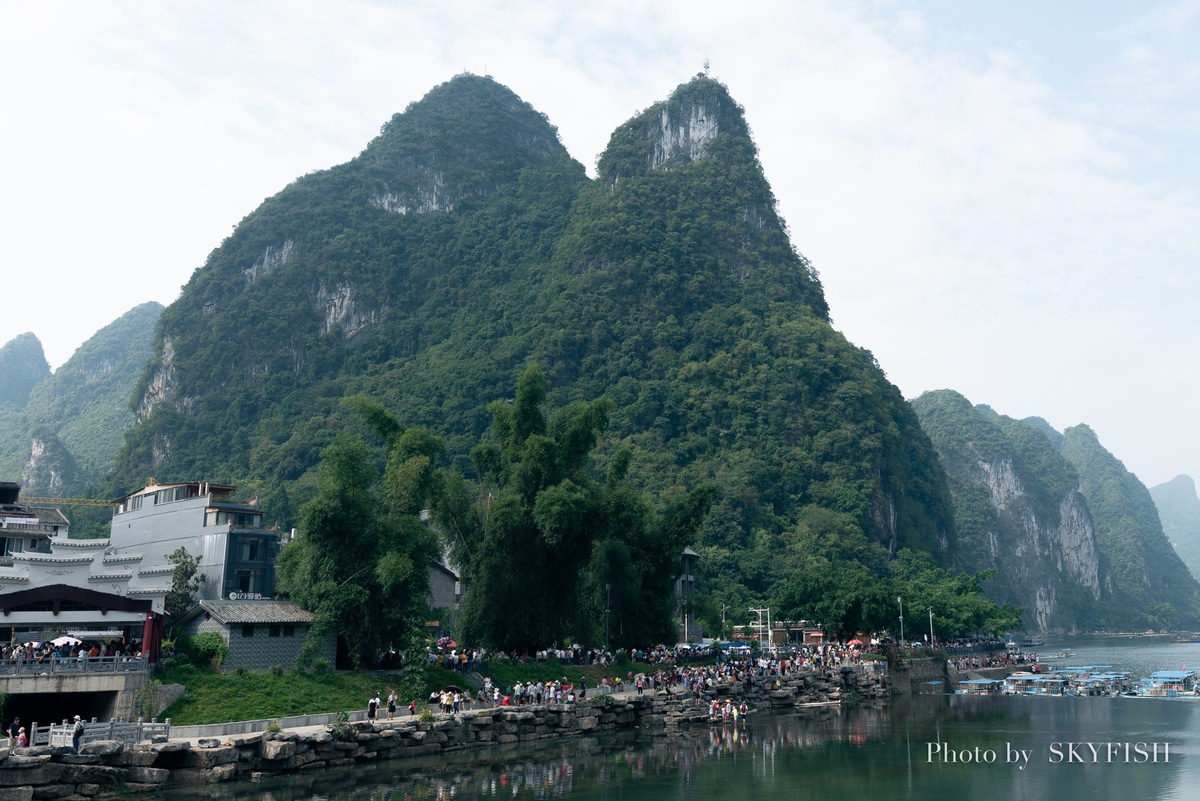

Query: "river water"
left=162, top=636, right=1200, bottom=801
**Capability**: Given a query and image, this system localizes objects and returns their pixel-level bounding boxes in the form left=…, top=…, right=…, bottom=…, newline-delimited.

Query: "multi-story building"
left=110, top=481, right=280, bottom=601
left=0, top=482, right=171, bottom=659
left=0, top=481, right=66, bottom=560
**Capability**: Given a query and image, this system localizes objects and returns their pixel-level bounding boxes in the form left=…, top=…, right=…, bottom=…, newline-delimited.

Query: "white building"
left=0, top=482, right=171, bottom=657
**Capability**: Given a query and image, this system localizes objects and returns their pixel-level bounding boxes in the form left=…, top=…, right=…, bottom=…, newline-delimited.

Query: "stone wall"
left=184, top=617, right=336, bottom=672
left=0, top=666, right=890, bottom=798
left=888, top=657, right=950, bottom=695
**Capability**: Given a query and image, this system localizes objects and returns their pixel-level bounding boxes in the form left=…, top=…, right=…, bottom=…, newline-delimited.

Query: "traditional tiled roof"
left=197, top=599, right=315, bottom=625
left=0, top=506, right=70, bottom=528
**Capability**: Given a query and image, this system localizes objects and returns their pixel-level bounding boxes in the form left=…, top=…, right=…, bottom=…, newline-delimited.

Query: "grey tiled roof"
left=198, top=599, right=315, bottom=625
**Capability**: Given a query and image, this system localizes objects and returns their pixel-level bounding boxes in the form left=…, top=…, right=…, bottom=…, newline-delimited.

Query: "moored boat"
left=1135, top=670, right=1199, bottom=698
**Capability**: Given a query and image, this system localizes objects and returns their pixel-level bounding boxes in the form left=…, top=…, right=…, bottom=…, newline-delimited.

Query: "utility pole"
left=605, top=583, right=611, bottom=653
left=750, top=607, right=769, bottom=653
left=928, top=607, right=935, bottom=647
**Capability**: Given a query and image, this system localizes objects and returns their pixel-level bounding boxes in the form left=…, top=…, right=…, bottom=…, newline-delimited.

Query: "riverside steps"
left=0, top=665, right=890, bottom=798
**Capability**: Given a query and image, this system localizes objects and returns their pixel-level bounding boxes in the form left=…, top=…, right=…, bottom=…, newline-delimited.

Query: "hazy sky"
left=2, top=1, right=1198, bottom=489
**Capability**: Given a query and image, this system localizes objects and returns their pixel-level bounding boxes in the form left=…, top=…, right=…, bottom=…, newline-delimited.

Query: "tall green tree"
left=433, top=364, right=714, bottom=652
left=276, top=430, right=436, bottom=668
left=165, top=546, right=203, bottom=635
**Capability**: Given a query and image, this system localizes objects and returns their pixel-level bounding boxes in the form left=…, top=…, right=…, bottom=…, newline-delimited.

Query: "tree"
left=433, top=364, right=715, bottom=652
left=165, top=546, right=203, bottom=632
left=276, top=430, right=436, bottom=668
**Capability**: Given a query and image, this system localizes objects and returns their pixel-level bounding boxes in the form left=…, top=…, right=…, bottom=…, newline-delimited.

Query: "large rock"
left=124, top=767, right=169, bottom=785
left=179, top=745, right=239, bottom=768
left=0, top=762, right=63, bottom=787
left=55, top=764, right=125, bottom=785
left=261, top=740, right=295, bottom=761
left=206, top=764, right=237, bottom=783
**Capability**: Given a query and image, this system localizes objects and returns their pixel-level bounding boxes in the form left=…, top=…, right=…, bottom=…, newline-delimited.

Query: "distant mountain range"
left=913, top=390, right=1200, bottom=631
left=4, top=74, right=1196, bottom=632
left=0, top=302, right=162, bottom=495
left=1150, top=475, right=1200, bottom=586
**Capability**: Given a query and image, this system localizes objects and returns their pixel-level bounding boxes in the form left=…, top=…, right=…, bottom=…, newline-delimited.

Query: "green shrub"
left=268, top=664, right=284, bottom=676
left=185, top=633, right=228, bottom=670
left=418, top=707, right=434, bottom=723
left=329, top=710, right=353, bottom=741
left=310, top=658, right=331, bottom=674
left=265, top=719, right=282, bottom=733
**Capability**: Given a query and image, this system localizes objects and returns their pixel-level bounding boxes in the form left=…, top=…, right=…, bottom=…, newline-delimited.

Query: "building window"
left=128, top=495, right=143, bottom=511
left=155, top=486, right=188, bottom=505
left=240, top=540, right=260, bottom=562
left=283, top=625, right=295, bottom=637
left=242, top=625, right=254, bottom=638
left=235, top=569, right=264, bottom=594
left=209, top=510, right=262, bottom=528
left=269, top=625, right=280, bottom=637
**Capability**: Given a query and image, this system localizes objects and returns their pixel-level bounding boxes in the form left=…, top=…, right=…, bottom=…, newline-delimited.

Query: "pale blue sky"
left=1, top=1, right=1197, bottom=490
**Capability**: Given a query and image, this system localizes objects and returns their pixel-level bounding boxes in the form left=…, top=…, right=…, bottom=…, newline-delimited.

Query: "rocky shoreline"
left=0, top=665, right=890, bottom=799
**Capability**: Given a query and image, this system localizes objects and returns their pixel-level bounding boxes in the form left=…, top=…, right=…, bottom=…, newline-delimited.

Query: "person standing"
left=367, top=693, right=380, bottom=722
left=386, top=690, right=397, bottom=720
left=6, top=716, right=20, bottom=751
left=71, top=715, right=84, bottom=753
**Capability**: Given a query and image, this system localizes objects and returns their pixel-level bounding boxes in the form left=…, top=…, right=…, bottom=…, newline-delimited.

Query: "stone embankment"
left=0, top=666, right=888, bottom=799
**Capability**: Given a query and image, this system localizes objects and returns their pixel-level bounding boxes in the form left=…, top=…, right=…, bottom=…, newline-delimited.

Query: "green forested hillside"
left=0, top=303, right=162, bottom=494
left=111, top=74, right=957, bottom=634
left=0, top=333, right=49, bottom=409
left=912, top=389, right=1200, bottom=632
left=1150, top=475, right=1200, bottom=582
left=1062, top=426, right=1200, bottom=630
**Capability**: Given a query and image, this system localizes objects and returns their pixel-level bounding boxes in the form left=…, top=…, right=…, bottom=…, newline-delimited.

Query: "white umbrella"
left=51, top=635, right=81, bottom=647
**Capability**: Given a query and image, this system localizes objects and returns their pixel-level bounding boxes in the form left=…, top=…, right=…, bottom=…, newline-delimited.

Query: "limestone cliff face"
left=135, top=335, right=176, bottom=422
left=912, top=391, right=1107, bottom=633
left=971, top=451, right=1104, bottom=631
left=21, top=427, right=80, bottom=495
left=601, top=76, right=748, bottom=180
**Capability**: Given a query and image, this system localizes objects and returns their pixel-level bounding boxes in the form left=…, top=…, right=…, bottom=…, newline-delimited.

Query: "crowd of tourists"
left=397, top=637, right=892, bottom=724
left=0, top=639, right=142, bottom=665
left=948, top=648, right=1041, bottom=673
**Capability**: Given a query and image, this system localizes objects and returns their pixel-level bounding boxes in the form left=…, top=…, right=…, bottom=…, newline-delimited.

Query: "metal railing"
left=0, top=656, right=148, bottom=676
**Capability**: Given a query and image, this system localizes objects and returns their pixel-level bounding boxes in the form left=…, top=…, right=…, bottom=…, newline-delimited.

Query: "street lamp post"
left=605, top=583, right=611, bottom=653
left=897, top=596, right=905, bottom=646
left=750, top=607, right=769, bottom=652
left=928, top=607, right=935, bottom=647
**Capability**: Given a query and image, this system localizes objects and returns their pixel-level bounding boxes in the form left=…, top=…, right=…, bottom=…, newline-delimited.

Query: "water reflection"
left=162, top=696, right=1199, bottom=801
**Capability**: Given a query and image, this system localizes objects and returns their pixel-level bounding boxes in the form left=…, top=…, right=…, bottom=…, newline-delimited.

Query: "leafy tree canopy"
left=433, top=364, right=715, bottom=653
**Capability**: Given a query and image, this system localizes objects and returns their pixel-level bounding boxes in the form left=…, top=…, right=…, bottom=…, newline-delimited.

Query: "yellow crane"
left=20, top=496, right=117, bottom=508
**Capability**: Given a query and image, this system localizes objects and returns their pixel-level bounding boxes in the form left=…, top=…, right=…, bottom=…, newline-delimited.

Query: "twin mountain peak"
left=3, top=73, right=1198, bottom=633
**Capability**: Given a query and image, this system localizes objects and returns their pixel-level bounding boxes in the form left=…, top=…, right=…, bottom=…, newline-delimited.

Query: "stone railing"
left=0, top=656, right=147, bottom=677
left=45, top=719, right=170, bottom=749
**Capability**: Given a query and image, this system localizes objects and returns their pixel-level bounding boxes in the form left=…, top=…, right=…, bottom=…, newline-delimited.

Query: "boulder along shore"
left=0, top=665, right=890, bottom=798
